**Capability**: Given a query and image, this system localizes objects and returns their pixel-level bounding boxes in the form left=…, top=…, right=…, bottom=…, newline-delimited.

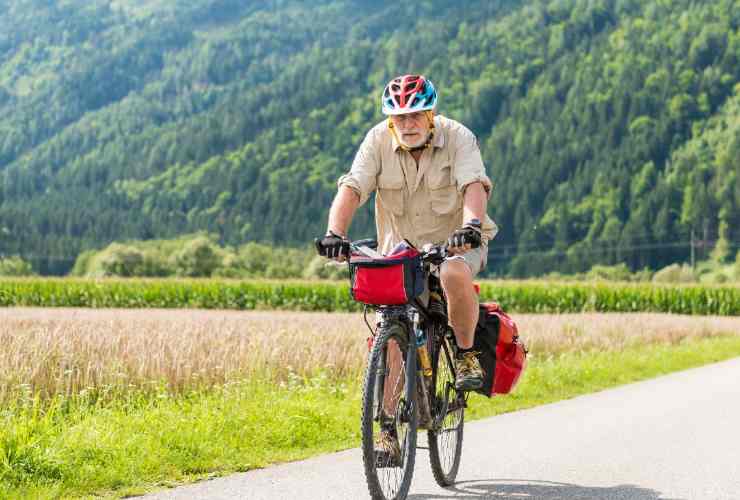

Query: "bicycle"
left=344, top=239, right=467, bottom=500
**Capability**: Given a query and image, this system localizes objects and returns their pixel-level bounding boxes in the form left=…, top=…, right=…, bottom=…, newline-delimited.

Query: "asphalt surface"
left=145, top=357, right=740, bottom=500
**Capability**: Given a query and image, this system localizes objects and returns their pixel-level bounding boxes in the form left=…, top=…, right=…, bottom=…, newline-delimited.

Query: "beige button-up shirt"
left=338, top=115, right=498, bottom=254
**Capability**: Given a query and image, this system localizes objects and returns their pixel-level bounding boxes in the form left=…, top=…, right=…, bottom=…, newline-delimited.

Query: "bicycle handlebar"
left=348, top=240, right=449, bottom=265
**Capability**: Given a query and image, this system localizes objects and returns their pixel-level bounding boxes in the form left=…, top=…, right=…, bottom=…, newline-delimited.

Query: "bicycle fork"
left=372, top=324, right=417, bottom=425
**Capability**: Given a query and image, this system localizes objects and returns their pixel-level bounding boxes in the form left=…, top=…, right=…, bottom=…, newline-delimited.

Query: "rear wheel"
left=428, top=326, right=464, bottom=486
left=361, top=322, right=418, bottom=500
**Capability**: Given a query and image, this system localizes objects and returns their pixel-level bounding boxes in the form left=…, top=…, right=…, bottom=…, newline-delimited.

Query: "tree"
left=173, top=236, right=222, bottom=277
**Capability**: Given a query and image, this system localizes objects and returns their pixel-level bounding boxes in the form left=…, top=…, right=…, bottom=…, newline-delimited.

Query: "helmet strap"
left=425, top=110, right=435, bottom=129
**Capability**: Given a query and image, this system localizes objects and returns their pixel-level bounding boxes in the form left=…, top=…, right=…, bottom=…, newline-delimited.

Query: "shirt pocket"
left=377, top=173, right=405, bottom=216
left=427, top=164, right=461, bottom=215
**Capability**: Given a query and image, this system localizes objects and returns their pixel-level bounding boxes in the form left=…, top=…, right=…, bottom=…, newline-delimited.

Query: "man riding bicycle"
left=316, top=74, right=498, bottom=462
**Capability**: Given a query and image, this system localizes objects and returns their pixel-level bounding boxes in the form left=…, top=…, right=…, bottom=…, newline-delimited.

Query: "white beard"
left=398, top=130, right=431, bottom=149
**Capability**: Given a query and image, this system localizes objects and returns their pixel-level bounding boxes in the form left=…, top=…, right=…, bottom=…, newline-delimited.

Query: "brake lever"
left=422, top=243, right=448, bottom=266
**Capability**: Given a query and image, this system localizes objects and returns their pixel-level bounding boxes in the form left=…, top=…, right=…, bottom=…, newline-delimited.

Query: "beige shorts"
left=417, top=247, right=486, bottom=307
left=443, top=246, right=487, bottom=277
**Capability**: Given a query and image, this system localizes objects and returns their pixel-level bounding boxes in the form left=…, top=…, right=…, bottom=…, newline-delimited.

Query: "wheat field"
left=1, top=307, right=738, bottom=403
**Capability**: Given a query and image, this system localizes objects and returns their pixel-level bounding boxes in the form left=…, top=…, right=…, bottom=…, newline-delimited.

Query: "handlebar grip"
left=314, top=238, right=326, bottom=256
left=315, top=237, right=351, bottom=258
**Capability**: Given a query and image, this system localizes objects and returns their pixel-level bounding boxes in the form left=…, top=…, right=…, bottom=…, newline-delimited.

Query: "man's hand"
left=315, top=230, right=350, bottom=260
left=447, top=219, right=482, bottom=254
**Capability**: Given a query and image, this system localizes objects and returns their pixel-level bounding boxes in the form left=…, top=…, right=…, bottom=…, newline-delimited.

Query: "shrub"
left=237, top=242, right=273, bottom=276
left=652, top=263, right=696, bottom=283
left=172, top=237, right=223, bottom=277
left=212, top=253, right=248, bottom=278
left=302, top=255, right=350, bottom=280
left=70, top=250, right=96, bottom=276
left=74, top=245, right=174, bottom=278
left=89, top=244, right=146, bottom=277
left=0, top=256, right=35, bottom=276
left=714, top=273, right=728, bottom=284
left=69, top=236, right=325, bottom=279
left=586, top=264, right=633, bottom=282
left=138, top=249, right=173, bottom=277
left=632, top=267, right=654, bottom=282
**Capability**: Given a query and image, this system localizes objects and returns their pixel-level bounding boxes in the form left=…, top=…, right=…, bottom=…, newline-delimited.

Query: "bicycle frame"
left=371, top=272, right=466, bottom=431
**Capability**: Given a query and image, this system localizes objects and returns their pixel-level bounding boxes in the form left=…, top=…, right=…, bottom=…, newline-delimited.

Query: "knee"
left=440, top=260, right=472, bottom=289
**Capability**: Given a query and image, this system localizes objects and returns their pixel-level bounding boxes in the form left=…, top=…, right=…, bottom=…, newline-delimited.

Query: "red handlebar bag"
left=349, top=246, right=424, bottom=306
left=473, top=302, right=528, bottom=396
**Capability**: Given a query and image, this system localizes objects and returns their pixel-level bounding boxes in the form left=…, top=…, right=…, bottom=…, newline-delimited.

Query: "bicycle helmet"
left=381, top=74, right=438, bottom=115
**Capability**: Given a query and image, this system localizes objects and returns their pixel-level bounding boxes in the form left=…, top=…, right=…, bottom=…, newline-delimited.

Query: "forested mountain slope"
left=0, top=0, right=737, bottom=275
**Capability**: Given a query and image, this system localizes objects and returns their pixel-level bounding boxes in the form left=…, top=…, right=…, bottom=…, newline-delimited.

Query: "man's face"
left=390, top=111, right=431, bottom=149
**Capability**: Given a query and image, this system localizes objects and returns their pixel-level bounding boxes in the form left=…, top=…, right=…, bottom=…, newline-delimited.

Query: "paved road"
left=146, top=358, right=740, bottom=500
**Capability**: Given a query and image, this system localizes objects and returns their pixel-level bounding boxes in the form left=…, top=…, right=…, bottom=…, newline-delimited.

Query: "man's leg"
left=440, top=259, right=477, bottom=349
left=377, top=338, right=402, bottom=466
left=440, top=249, right=485, bottom=390
left=383, top=340, right=403, bottom=413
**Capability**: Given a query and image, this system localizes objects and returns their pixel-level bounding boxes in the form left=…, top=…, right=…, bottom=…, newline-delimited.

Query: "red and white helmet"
left=381, top=74, right=438, bottom=115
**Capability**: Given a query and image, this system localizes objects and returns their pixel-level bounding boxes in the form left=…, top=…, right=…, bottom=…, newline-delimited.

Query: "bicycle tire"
left=361, top=321, right=418, bottom=500
left=428, top=326, right=464, bottom=486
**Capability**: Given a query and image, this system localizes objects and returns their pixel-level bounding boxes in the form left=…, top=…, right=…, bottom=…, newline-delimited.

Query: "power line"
left=487, top=239, right=740, bottom=261
left=488, top=226, right=740, bottom=252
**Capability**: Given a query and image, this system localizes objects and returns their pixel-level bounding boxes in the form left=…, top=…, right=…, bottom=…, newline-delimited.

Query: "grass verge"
left=2, top=335, right=740, bottom=498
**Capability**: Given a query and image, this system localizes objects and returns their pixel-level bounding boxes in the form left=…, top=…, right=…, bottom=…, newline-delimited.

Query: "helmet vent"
left=381, top=74, right=437, bottom=115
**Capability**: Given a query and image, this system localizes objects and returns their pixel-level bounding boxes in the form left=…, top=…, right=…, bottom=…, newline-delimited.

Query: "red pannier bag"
left=473, top=301, right=528, bottom=396
left=349, top=241, right=424, bottom=306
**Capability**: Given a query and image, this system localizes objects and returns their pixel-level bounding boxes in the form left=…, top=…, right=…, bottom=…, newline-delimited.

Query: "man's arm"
left=447, top=181, right=488, bottom=255
left=462, top=181, right=487, bottom=224
left=319, top=125, right=379, bottom=258
left=327, top=185, right=361, bottom=237
left=329, top=125, right=380, bottom=236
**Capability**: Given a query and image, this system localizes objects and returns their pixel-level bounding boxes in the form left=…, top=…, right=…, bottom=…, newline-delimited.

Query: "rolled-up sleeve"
left=453, top=126, right=493, bottom=198
left=337, top=128, right=380, bottom=206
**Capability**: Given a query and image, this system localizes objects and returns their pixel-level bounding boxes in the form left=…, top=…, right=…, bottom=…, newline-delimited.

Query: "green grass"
left=2, top=336, right=740, bottom=499
left=0, top=278, right=738, bottom=315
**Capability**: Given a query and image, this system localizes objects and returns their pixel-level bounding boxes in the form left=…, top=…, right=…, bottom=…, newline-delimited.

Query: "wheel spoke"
left=428, top=330, right=464, bottom=487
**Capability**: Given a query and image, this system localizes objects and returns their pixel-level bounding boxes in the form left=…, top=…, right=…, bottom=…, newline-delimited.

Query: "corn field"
left=0, top=278, right=738, bottom=315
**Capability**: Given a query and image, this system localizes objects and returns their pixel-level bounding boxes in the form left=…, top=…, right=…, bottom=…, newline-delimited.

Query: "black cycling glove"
left=315, top=230, right=350, bottom=259
left=447, top=219, right=482, bottom=249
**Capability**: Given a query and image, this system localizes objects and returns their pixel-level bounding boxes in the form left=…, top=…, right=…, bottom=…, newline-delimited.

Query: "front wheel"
left=361, top=322, right=418, bottom=500
left=428, top=327, right=464, bottom=486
